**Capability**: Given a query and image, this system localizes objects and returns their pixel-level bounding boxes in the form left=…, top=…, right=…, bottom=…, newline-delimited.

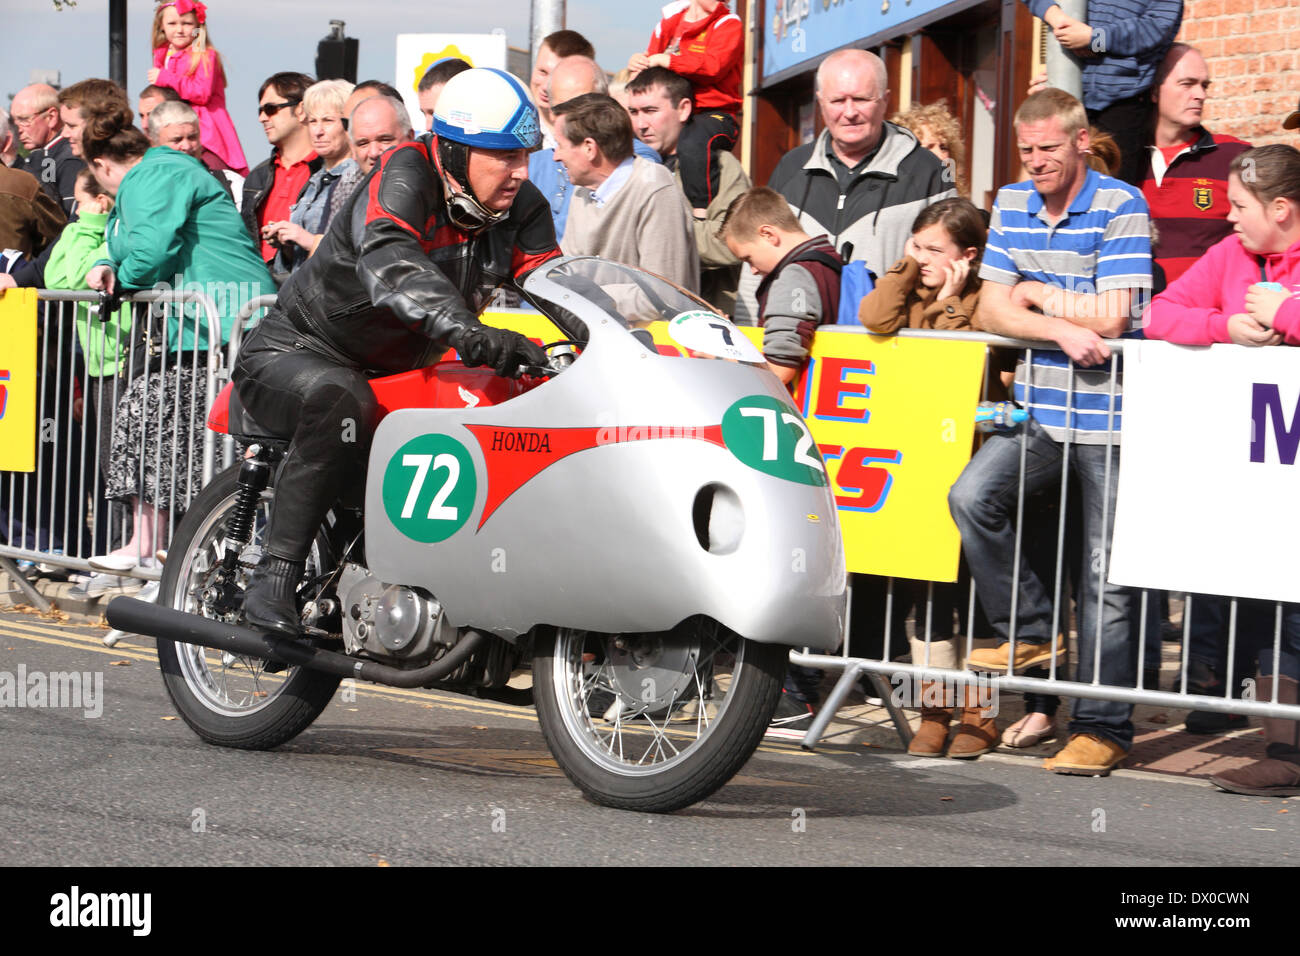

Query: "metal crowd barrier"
left=0, top=290, right=224, bottom=604
left=218, top=294, right=279, bottom=468
left=6, top=299, right=1298, bottom=738
left=791, top=328, right=1300, bottom=749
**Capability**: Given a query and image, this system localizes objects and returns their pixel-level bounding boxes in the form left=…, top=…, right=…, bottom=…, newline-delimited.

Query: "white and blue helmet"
left=433, top=68, right=540, bottom=151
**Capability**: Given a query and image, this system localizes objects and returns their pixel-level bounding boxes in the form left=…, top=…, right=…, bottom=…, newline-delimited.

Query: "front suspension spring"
left=226, top=453, right=272, bottom=549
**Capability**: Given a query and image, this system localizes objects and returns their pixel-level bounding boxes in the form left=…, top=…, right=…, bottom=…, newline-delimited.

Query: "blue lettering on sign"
left=0, top=369, right=8, bottom=421
left=1251, top=382, right=1300, bottom=465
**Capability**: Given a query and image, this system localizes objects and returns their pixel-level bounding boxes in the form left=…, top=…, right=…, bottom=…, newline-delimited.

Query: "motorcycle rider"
left=234, top=68, right=556, bottom=636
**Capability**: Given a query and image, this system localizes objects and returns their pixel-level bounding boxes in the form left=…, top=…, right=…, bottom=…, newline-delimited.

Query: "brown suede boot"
left=1211, top=676, right=1300, bottom=796
left=948, top=682, right=998, bottom=758
left=907, top=681, right=953, bottom=757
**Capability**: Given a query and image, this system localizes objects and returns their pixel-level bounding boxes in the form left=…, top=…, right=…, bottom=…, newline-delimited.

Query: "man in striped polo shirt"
left=1023, top=0, right=1183, bottom=187
left=949, top=89, right=1153, bottom=776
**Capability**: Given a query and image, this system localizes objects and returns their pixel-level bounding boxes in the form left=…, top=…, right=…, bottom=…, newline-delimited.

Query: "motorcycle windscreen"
left=525, top=258, right=765, bottom=365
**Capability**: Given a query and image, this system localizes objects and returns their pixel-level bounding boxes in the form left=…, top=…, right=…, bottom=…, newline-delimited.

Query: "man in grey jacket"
left=768, top=49, right=955, bottom=280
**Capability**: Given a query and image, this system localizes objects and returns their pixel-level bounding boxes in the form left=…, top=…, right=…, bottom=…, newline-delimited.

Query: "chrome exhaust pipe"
left=105, top=596, right=485, bottom=688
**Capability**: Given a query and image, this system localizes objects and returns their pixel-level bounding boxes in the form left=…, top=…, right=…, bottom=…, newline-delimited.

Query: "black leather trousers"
left=232, top=314, right=378, bottom=562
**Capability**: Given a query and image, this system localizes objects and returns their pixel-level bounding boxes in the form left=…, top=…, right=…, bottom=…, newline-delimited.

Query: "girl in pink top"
left=148, top=0, right=249, bottom=176
left=1146, top=144, right=1300, bottom=799
left=1146, top=144, right=1300, bottom=347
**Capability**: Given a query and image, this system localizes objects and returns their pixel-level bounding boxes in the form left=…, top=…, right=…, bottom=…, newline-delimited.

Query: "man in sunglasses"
left=240, top=71, right=321, bottom=276
left=232, top=68, right=558, bottom=636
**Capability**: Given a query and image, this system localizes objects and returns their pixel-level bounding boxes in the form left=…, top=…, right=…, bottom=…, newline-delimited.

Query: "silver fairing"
left=363, top=258, right=846, bottom=649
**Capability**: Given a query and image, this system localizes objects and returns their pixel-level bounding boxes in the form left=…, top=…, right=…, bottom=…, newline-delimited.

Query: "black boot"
left=243, top=555, right=305, bottom=637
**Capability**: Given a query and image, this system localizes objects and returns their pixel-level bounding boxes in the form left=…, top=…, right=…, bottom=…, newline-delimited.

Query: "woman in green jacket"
left=81, top=105, right=273, bottom=571
left=44, top=169, right=138, bottom=582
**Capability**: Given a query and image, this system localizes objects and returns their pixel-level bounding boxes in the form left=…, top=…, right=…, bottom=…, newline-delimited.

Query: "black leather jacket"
left=245, top=141, right=560, bottom=373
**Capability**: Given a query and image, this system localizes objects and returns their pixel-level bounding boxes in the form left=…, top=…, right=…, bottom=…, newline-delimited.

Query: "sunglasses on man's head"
left=258, top=99, right=301, bottom=118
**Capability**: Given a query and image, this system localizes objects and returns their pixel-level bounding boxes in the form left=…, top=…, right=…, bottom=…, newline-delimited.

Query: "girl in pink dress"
left=148, top=0, right=248, bottom=176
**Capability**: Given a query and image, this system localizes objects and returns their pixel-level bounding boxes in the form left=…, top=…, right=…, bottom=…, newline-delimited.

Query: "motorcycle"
left=107, top=257, right=847, bottom=813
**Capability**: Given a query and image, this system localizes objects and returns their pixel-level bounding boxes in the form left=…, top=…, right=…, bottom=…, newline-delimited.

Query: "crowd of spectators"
left=2, top=0, right=1298, bottom=796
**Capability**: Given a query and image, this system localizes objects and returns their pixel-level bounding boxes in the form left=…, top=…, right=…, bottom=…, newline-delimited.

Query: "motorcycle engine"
left=337, top=563, right=452, bottom=664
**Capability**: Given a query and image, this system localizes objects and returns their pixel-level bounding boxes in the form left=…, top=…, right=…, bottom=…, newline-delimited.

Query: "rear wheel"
left=156, top=463, right=341, bottom=749
left=532, top=618, right=787, bottom=812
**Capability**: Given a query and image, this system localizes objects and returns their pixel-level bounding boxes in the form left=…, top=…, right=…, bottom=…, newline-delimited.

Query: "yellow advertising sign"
left=482, top=312, right=987, bottom=582
left=794, top=330, right=986, bottom=581
left=0, top=289, right=38, bottom=473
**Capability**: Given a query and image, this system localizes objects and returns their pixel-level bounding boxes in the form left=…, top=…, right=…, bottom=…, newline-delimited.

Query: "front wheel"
left=156, top=462, right=342, bottom=750
left=532, top=618, right=787, bottom=812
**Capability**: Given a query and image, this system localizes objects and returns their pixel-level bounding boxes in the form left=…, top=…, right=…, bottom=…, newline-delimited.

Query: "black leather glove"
left=455, top=325, right=549, bottom=377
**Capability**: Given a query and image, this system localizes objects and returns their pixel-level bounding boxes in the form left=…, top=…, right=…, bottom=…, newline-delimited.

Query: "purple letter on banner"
left=1251, top=383, right=1300, bottom=465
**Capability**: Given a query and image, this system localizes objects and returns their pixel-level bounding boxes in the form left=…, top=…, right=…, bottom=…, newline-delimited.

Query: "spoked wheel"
left=532, top=617, right=788, bottom=812
left=156, top=462, right=341, bottom=750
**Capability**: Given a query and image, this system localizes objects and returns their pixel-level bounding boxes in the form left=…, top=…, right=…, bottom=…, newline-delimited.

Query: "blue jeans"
left=1262, top=605, right=1300, bottom=682
left=1186, top=596, right=1300, bottom=683
left=949, top=418, right=1135, bottom=749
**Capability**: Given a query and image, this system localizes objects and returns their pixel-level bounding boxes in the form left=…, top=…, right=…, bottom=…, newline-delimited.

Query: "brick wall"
left=1178, top=0, right=1300, bottom=145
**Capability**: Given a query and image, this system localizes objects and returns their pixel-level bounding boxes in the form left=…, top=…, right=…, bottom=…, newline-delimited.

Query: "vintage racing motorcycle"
left=107, top=258, right=847, bottom=813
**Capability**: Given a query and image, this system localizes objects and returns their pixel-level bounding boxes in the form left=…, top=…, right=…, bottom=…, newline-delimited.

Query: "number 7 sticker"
left=382, top=434, right=477, bottom=542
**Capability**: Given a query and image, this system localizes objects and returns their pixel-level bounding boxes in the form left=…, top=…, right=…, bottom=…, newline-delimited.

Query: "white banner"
left=1110, top=340, right=1300, bottom=603
left=394, top=33, right=509, bottom=132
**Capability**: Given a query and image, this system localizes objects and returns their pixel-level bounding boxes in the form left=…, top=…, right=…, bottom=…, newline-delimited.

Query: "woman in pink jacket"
left=1146, top=144, right=1300, bottom=346
left=147, top=0, right=248, bottom=176
left=1146, top=143, right=1300, bottom=798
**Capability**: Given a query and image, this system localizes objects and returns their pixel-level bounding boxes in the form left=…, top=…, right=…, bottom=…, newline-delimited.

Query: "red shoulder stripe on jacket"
left=364, top=141, right=433, bottom=241
left=512, top=246, right=562, bottom=282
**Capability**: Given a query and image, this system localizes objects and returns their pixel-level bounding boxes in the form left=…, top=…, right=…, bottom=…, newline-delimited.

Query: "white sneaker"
left=35, top=549, right=66, bottom=574
left=88, top=554, right=139, bottom=572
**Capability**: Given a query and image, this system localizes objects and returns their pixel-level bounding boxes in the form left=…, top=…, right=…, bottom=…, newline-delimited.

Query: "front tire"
left=532, top=618, right=787, bottom=812
left=156, top=462, right=341, bottom=750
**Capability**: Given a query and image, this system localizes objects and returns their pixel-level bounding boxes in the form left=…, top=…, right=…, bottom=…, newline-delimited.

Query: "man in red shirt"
left=1140, top=42, right=1254, bottom=736
left=1141, top=44, right=1250, bottom=286
left=240, top=72, right=321, bottom=282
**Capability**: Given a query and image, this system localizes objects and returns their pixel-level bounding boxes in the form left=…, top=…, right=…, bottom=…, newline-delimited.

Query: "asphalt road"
left=0, top=607, right=1294, bottom=871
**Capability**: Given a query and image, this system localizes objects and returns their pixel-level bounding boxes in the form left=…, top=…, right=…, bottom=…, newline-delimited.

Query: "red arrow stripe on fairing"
left=464, top=424, right=725, bottom=529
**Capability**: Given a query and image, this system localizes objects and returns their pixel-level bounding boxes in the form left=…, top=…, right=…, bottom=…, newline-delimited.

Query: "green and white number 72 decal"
left=381, top=434, right=478, bottom=542
left=721, top=396, right=827, bottom=486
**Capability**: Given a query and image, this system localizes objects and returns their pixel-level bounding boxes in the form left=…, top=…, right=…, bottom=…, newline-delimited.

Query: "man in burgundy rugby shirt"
left=1141, top=43, right=1258, bottom=736
left=1141, top=43, right=1250, bottom=287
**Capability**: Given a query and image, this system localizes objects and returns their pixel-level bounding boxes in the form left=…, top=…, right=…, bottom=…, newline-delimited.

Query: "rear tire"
left=532, top=618, right=787, bottom=812
left=156, top=462, right=341, bottom=749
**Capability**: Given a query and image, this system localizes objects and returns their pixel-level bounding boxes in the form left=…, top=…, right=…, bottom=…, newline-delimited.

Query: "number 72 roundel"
left=720, top=396, right=827, bottom=487
left=381, top=434, right=478, bottom=542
